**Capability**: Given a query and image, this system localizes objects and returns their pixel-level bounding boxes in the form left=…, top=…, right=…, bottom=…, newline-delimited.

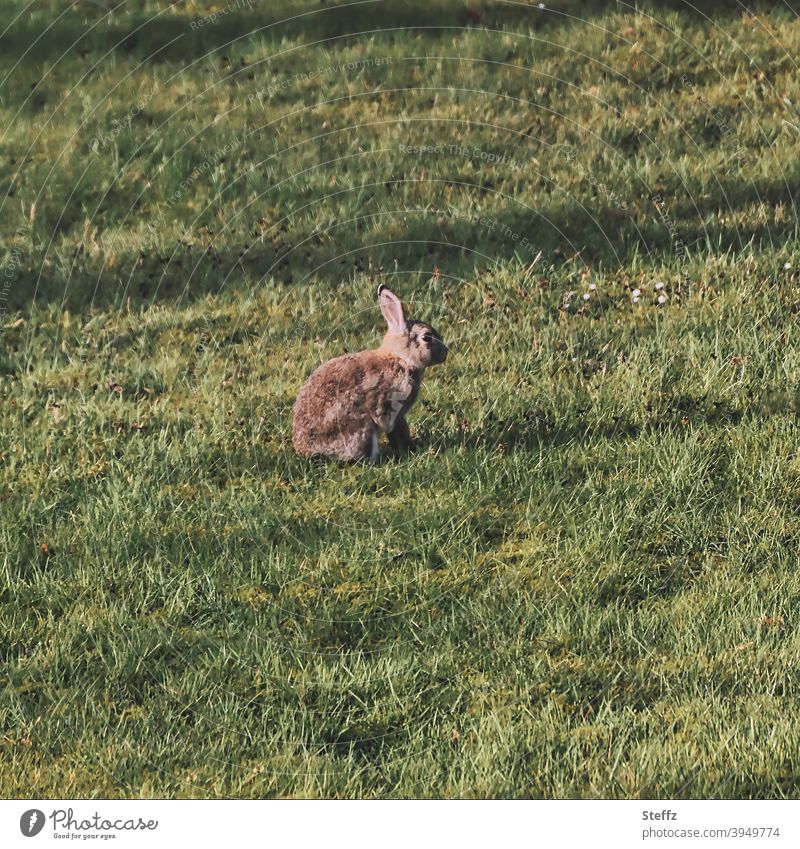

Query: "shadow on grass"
left=2, top=0, right=798, bottom=313
left=6, top=181, right=798, bottom=315
left=1, top=1, right=775, bottom=69
left=430, top=391, right=800, bottom=457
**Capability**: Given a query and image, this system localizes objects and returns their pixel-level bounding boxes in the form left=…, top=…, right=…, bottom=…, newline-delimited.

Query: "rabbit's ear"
left=378, top=285, right=406, bottom=333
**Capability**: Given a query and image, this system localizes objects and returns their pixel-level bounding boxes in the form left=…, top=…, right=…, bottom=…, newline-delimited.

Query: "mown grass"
left=2, top=0, right=800, bottom=798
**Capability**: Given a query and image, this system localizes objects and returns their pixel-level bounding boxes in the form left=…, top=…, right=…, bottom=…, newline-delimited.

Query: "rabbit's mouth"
left=429, top=341, right=448, bottom=364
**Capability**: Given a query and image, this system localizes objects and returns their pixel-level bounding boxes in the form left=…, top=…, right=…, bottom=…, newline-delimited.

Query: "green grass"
left=2, top=0, right=800, bottom=798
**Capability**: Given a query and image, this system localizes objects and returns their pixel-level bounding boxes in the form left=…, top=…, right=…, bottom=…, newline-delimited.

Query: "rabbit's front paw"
left=388, top=417, right=416, bottom=453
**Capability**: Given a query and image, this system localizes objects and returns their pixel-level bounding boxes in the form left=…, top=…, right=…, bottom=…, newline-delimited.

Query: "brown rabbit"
left=292, top=285, right=448, bottom=461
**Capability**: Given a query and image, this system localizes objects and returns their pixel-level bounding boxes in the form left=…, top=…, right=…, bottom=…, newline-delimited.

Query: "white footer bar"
left=2, top=800, right=796, bottom=849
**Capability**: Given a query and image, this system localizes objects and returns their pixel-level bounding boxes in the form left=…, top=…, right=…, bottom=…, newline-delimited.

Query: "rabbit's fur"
left=292, top=286, right=447, bottom=461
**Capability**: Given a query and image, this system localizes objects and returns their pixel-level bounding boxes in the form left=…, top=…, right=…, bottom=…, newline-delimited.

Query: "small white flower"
left=784, top=262, right=792, bottom=270
left=654, top=281, right=665, bottom=290
left=657, top=294, right=667, bottom=304
left=631, top=288, right=641, bottom=297
left=588, top=283, right=597, bottom=290
left=632, top=296, right=640, bottom=304
left=538, top=2, right=545, bottom=7
left=583, top=292, right=590, bottom=300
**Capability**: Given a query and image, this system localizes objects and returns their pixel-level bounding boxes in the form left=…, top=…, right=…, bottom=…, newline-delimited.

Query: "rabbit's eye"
left=422, top=333, right=433, bottom=342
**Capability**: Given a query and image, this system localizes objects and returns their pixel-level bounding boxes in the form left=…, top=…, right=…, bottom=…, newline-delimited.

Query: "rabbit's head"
left=377, top=285, right=448, bottom=368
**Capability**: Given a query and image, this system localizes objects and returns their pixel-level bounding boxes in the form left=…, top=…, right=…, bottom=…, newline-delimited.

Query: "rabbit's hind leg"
left=362, top=426, right=380, bottom=462
left=338, top=424, right=379, bottom=462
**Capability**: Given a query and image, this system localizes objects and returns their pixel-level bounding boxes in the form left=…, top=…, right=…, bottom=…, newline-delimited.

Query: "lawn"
left=2, top=0, right=800, bottom=798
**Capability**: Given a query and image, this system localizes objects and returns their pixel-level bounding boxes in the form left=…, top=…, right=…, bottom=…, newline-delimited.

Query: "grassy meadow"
left=2, top=0, right=800, bottom=798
